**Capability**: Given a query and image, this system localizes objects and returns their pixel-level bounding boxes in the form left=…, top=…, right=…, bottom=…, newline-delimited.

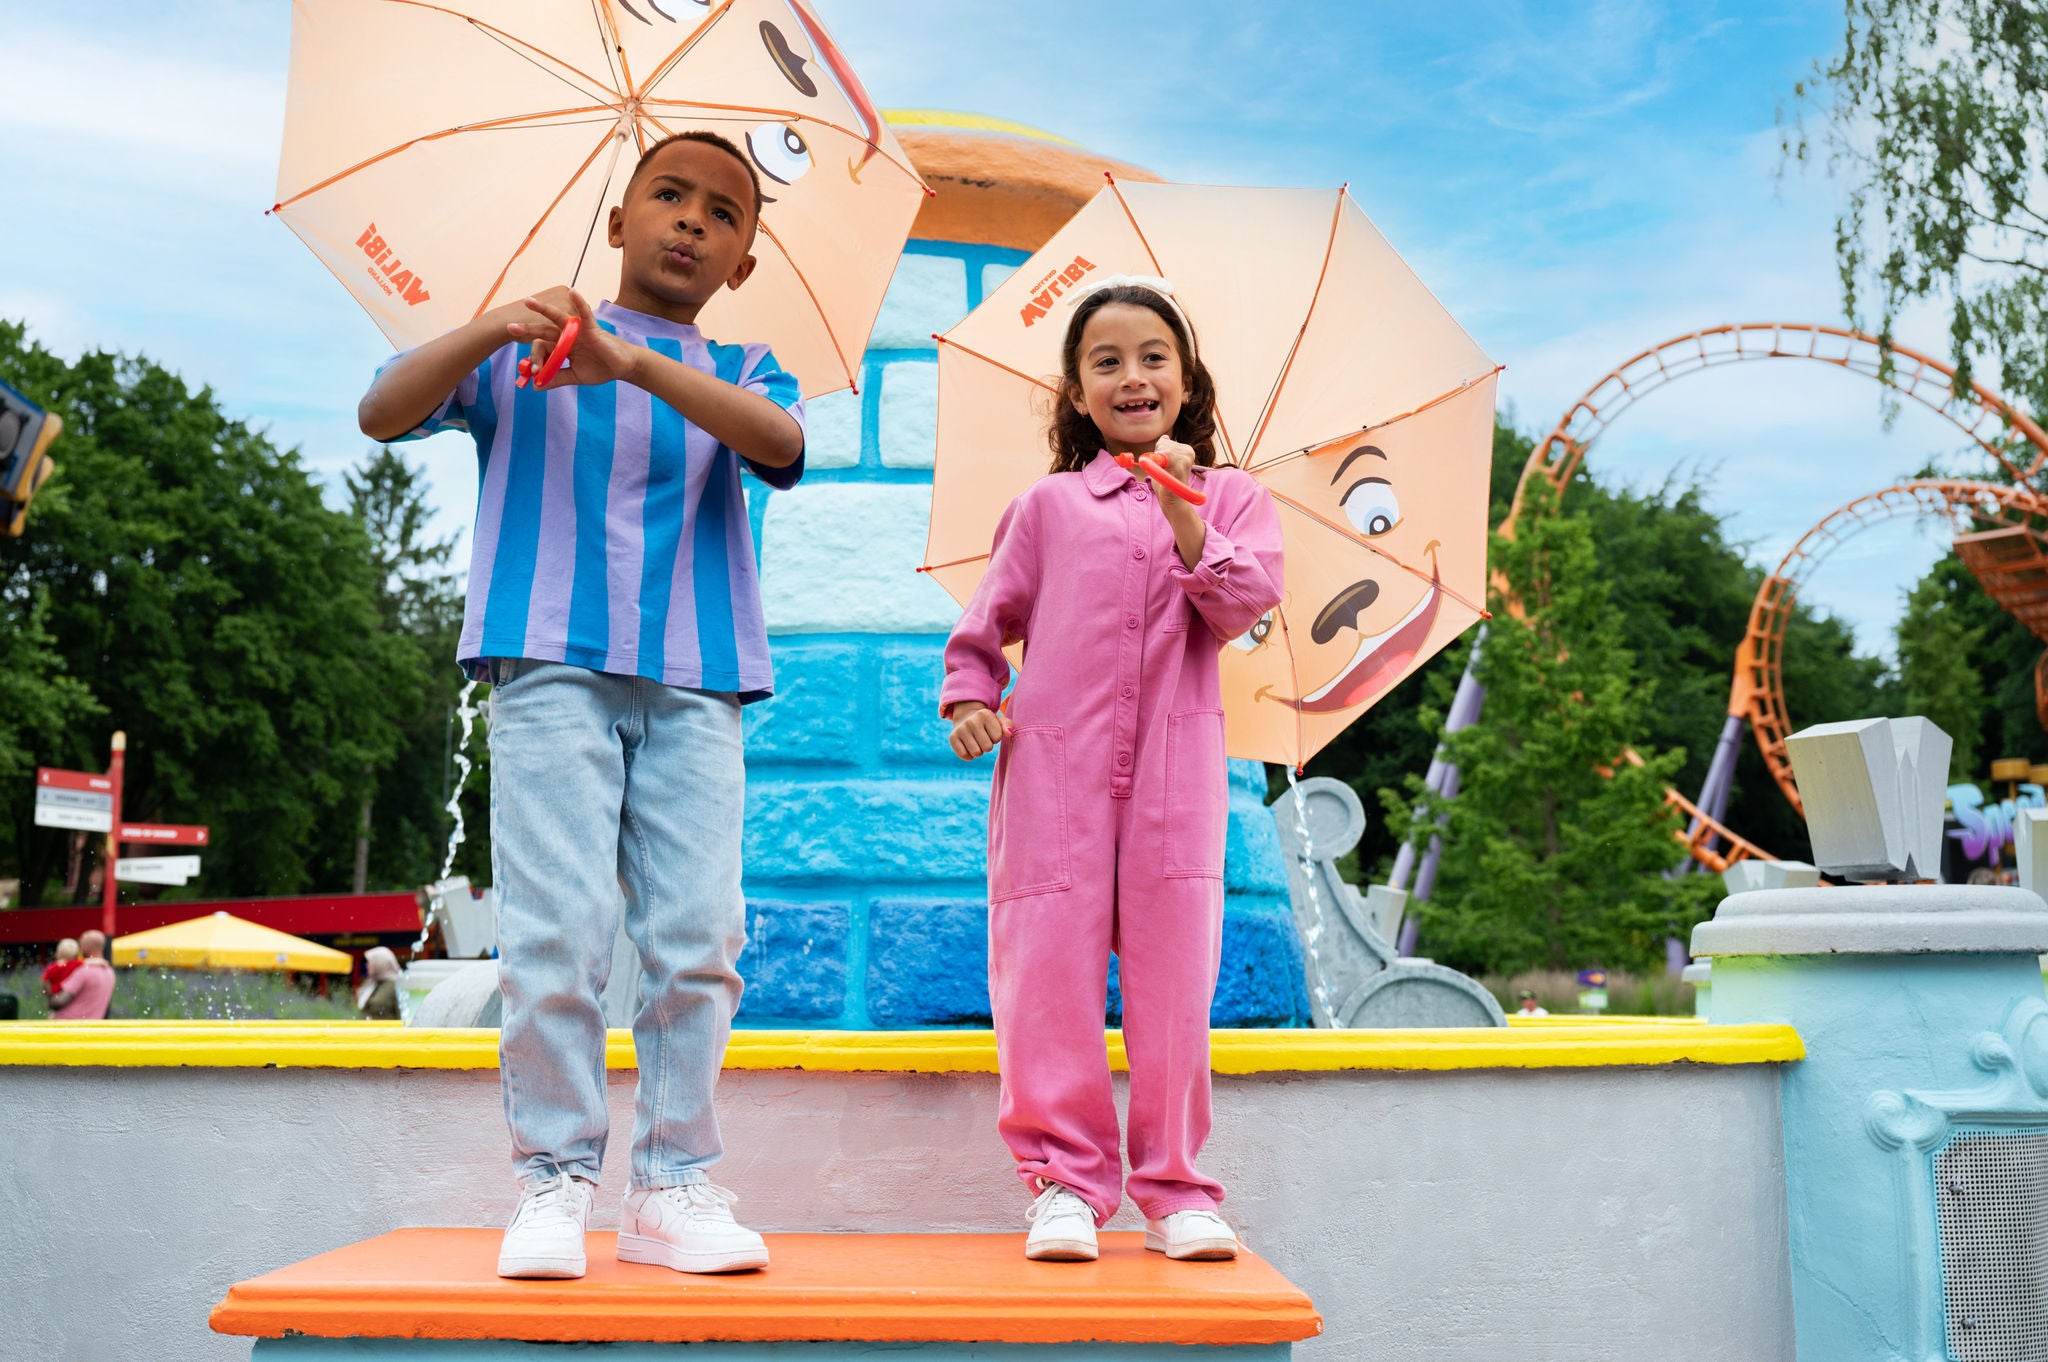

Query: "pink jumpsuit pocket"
left=989, top=724, right=1072, bottom=901
left=1163, top=708, right=1228, bottom=878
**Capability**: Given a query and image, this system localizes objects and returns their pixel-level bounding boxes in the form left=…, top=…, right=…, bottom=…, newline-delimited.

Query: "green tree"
left=1894, top=552, right=2046, bottom=781
left=0, top=322, right=414, bottom=904
left=1384, top=479, right=1712, bottom=976
left=1896, top=565, right=1989, bottom=778
left=343, top=446, right=486, bottom=890
left=1789, top=0, right=2048, bottom=414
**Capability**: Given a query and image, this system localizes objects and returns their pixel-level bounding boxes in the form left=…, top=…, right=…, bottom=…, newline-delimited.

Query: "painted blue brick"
left=1214, top=897, right=1312, bottom=1027
left=879, top=639, right=957, bottom=765
left=1225, top=788, right=1289, bottom=895
left=746, top=642, right=865, bottom=767
left=866, top=898, right=991, bottom=1025
left=745, top=778, right=989, bottom=885
left=737, top=900, right=850, bottom=1023
left=1102, top=902, right=1307, bottom=1029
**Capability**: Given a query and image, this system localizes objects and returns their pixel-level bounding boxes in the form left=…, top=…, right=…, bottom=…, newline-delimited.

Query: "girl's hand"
left=1147, top=438, right=1209, bottom=565
left=1148, top=438, right=1199, bottom=492
left=507, top=289, right=639, bottom=389
left=948, top=701, right=1013, bottom=760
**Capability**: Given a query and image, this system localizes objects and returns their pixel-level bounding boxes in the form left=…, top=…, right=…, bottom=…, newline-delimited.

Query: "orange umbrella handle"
left=1113, top=452, right=1207, bottom=505
left=516, top=317, right=580, bottom=390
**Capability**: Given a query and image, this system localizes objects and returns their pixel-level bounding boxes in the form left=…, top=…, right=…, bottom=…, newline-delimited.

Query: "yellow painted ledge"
left=0, top=1020, right=1799, bottom=1072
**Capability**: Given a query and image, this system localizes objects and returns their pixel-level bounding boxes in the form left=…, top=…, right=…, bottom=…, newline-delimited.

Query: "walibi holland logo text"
left=354, top=224, right=432, bottom=307
left=1019, top=254, right=1096, bottom=328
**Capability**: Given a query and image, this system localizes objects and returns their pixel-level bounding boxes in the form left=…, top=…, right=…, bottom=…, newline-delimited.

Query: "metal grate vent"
left=1936, top=1129, right=2048, bottom=1361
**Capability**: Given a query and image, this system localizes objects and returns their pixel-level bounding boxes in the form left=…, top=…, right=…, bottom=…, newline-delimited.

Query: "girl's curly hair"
left=1046, top=285, right=1220, bottom=475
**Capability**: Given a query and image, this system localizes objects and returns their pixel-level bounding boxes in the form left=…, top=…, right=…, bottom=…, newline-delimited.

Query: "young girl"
left=939, top=278, right=1284, bottom=1262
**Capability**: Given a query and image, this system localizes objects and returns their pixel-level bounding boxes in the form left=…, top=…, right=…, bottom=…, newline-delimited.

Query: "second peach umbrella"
left=921, top=179, right=1501, bottom=767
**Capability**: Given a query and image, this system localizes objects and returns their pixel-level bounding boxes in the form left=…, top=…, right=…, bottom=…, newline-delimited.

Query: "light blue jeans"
left=487, top=658, right=747, bottom=1191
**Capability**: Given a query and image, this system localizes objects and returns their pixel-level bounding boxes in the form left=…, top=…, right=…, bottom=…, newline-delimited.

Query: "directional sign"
left=35, top=767, right=114, bottom=832
left=119, top=822, right=209, bottom=847
left=37, top=767, right=114, bottom=794
left=114, top=855, right=200, bottom=886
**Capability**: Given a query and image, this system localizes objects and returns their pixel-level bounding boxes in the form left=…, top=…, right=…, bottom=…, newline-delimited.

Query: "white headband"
left=1064, top=273, right=1198, bottom=355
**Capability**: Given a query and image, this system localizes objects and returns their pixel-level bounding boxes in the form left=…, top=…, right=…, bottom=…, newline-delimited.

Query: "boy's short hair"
left=629, top=131, right=764, bottom=220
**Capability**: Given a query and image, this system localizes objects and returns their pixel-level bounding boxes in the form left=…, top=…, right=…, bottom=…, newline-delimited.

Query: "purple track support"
left=1389, top=634, right=1487, bottom=961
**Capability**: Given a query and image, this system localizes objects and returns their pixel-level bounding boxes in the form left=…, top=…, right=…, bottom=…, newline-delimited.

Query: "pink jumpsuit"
left=939, top=450, right=1285, bottom=1225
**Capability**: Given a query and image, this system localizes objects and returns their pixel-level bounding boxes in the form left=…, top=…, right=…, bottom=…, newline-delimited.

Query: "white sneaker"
left=1024, top=1182, right=1099, bottom=1262
left=1144, top=1208, right=1240, bottom=1261
left=617, top=1183, right=769, bottom=1274
left=497, top=1173, right=593, bottom=1278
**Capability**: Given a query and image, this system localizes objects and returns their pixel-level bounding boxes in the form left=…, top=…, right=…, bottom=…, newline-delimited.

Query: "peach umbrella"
left=921, top=179, right=1502, bottom=767
left=273, top=0, right=926, bottom=396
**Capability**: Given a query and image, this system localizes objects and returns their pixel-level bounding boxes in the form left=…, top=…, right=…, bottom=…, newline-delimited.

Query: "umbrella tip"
left=1481, top=609, right=1495, bottom=621
left=1103, top=170, right=1115, bottom=184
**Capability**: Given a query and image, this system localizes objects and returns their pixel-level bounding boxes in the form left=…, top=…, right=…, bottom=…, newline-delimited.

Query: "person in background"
left=42, top=938, right=82, bottom=1005
left=356, top=946, right=403, bottom=1020
left=50, top=931, right=115, bottom=1020
left=1516, top=990, right=1549, bottom=1018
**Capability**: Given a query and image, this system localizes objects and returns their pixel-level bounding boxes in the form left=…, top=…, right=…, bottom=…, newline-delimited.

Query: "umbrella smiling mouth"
left=1292, top=558, right=1443, bottom=714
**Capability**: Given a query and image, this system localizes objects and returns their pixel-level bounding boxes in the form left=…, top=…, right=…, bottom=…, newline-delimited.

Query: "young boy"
left=359, top=132, right=804, bottom=1280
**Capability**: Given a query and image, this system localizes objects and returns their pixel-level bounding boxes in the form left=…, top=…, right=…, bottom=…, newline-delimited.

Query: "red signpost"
left=100, top=732, right=125, bottom=939
left=34, top=731, right=209, bottom=940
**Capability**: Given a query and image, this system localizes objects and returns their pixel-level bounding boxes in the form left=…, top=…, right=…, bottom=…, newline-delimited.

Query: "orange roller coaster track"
left=1395, top=324, right=2048, bottom=903
left=1734, top=480, right=2048, bottom=820
left=1509, top=323, right=2048, bottom=531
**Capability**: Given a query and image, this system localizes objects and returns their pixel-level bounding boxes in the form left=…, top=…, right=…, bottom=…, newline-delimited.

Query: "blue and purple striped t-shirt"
left=392, top=300, right=805, bottom=702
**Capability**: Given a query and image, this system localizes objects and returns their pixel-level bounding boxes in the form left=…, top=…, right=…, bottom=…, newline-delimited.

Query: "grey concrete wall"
left=1, top=1063, right=1792, bottom=1361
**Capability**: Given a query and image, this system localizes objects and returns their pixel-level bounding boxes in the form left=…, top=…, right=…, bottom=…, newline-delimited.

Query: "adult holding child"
left=294, top=0, right=924, bottom=1284
left=50, top=931, right=114, bottom=1020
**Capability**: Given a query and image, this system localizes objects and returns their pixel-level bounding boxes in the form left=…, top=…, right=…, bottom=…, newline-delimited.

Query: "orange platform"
left=209, top=1229, right=1322, bottom=1347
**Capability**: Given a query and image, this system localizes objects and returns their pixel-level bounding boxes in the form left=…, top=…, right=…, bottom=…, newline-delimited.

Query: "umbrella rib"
left=635, top=0, right=737, bottom=96
left=571, top=131, right=634, bottom=290
left=754, top=214, right=858, bottom=393
left=1244, top=364, right=1507, bottom=475
left=591, top=0, right=630, bottom=93
left=932, top=335, right=1061, bottom=395
left=274, top=106, right=617, bottom=214
left=916, top=550, right=993, bottom=574
left=1244, top=188, right=1347, bottom=466
left=639, top=99, right=928, bottom=189
left=474, top=126, right=628, bottom=320
left=377, top=2, right=623, bottom=101
left=1265, top=487, right=1490, bottom=620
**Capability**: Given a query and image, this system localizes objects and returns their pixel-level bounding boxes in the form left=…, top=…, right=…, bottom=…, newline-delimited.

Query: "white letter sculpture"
left=1784, top=716, right=1952, bottom=882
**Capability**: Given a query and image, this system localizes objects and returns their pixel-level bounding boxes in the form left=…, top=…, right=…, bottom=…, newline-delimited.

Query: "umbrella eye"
left=1231, top=613, right=1276, bottom=652
left=1340, top=477, right=1400, bottom=538
left=747, top=122, right=813, bottom=186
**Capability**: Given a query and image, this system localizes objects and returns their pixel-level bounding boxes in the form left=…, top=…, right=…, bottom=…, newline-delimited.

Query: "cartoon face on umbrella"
left=274, top=0, right=924, bottom=393
left=1242, top=385, right=1493, bottom=741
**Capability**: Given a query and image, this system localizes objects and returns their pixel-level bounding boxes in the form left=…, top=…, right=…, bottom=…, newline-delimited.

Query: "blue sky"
left=0, top=0, right=1997, bottom=659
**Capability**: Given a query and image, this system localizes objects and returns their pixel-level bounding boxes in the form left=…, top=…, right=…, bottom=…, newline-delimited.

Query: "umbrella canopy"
left=112, top=912, right=353, bottom=974
left=923, top=180, right=1501, bottom=768
left=275, top=0, right=926, bottom=396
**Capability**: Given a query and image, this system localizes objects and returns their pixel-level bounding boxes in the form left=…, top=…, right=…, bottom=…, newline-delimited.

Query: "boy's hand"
left=947, top=701, right=1012, bottom=760
left=509, top=289, right=639, bottom=389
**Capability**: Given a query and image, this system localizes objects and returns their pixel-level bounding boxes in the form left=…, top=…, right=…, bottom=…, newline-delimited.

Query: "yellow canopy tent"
left=112, top=911, right=352, bottom=974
